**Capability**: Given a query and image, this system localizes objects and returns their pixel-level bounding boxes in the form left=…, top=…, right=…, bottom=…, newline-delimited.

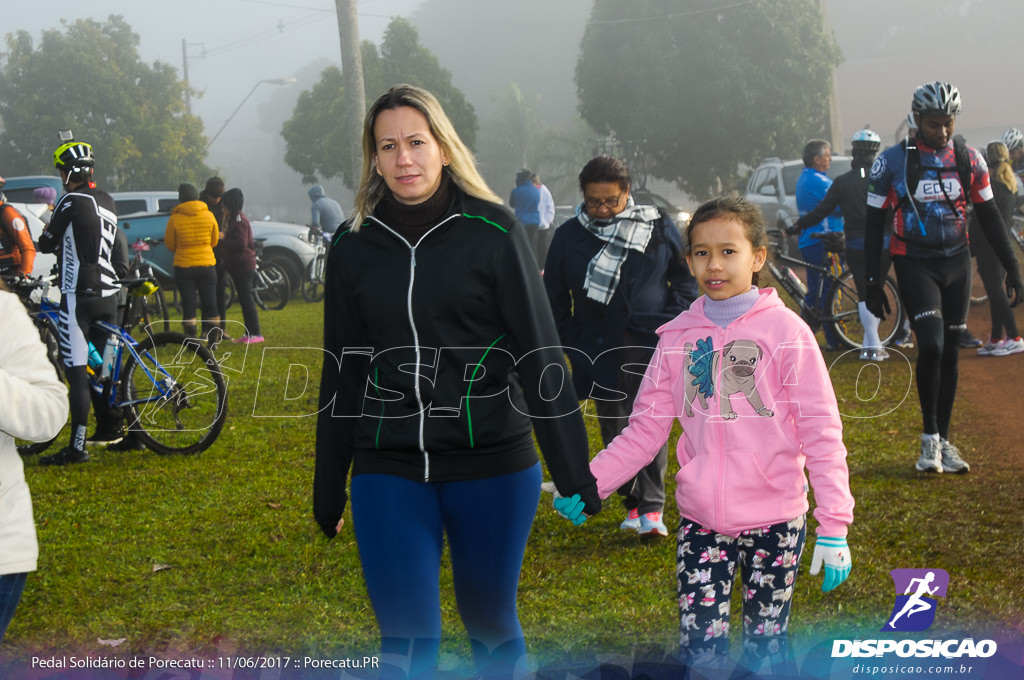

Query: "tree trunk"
left=335, top=0, right=366, bottom=188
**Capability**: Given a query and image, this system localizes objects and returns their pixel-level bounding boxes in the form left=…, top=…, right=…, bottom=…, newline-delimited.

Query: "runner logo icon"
left=882, top=568, right=949, bottom=632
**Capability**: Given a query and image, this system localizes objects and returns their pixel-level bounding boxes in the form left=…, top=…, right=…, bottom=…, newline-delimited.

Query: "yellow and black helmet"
left=53, top=140, right=94, bottom=171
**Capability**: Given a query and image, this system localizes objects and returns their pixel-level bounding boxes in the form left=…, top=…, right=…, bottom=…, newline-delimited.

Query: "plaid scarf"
left=578, top=199, right=659, bottom=305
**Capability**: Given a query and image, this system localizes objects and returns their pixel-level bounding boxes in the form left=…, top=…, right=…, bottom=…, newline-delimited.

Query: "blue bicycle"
left=6, top=274, right=228, bottom=456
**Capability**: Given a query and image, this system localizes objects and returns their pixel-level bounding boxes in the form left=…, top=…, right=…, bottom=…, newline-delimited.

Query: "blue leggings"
left=350, top=464, right=542, bottom=679
left=0, top=572, right=27, bottom=643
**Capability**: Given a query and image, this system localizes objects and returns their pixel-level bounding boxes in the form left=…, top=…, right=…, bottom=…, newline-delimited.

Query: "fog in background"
left=4, top=0, right=1023, bottom=221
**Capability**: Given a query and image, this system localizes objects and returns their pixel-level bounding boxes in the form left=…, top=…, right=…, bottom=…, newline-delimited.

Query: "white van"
left=110, top=191, right=179, bottom=217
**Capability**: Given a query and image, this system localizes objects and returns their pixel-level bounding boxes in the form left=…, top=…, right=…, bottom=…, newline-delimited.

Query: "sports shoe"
left=892, top=330, right=914, bottom=349
left=638, top=512, right=669, bottom=537
left=959, top=329, right=983, bottom=348
left=85, top=428, right=124, bottom=447
left=991, top=336, right=1024, bottom=356
left=977, top=338, right=1005, bottom=356
left=859, top=348, right=889, bottom=361
left=915, top=438, right=942, bottom=473
left=620, top=508, right=641, bottom=532
left=232, top=335, right=265, bottom=344
left=39, top=446, right=90, bottom=466
left=540, top=481, right=556, bottom=494
left=939, top=439, right=970, bottom=473
left=107, top=434, right=145, bottom=452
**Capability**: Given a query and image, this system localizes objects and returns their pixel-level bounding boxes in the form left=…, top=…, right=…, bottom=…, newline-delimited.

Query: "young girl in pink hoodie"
left=554, top=195, right=855, bottom=675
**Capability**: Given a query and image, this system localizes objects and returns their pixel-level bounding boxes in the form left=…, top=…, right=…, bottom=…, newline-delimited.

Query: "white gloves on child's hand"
left=810, top=536, right=852, bottom=593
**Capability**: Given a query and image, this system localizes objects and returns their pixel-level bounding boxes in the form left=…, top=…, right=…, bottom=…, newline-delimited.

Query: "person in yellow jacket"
left=165, top=182, right=219, bottom=338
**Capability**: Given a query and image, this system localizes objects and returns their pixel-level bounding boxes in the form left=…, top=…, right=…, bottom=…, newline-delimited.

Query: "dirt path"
left=945, top=300, right=1024, bottom=474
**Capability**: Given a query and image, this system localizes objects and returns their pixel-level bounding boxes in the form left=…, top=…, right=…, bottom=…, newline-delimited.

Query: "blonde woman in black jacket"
left=315, top=84, right=600, bottom=680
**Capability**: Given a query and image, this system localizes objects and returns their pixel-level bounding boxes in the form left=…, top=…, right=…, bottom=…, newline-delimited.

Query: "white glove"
left=809, top=536, right=852, bottom=593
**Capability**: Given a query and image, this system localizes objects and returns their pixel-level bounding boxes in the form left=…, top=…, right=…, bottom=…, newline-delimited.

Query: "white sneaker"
left=939, top=439, right=970, bottom=473
left=977, top=339, right=1004, bottom=356
left=991, top=337, right=1024, bottom=356
left=859, top=348, right=889, bottom=361
left=915, top=437, right=942, bottom=473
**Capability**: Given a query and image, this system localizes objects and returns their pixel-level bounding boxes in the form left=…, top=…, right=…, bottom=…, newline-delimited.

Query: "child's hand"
left=810, top=536, right=852, bottom=593
left=552, top=492, right=588, bottom=526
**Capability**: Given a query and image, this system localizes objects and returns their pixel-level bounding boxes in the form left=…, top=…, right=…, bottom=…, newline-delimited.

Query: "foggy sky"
left=5, top=0, right=1024, bottom=220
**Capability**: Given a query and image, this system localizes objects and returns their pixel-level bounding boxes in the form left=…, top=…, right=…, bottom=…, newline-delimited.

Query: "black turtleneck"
left=376, top=171, right=454, bottom=245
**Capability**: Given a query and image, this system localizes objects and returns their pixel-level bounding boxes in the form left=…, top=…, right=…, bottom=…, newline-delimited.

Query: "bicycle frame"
left=91, top=319, right=178, bottom=411
left=766, top=245, right=841, bottom=325
left=33, top=297, right=177, bottom=412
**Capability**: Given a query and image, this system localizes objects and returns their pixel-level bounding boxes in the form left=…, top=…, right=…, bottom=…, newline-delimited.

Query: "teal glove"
left=810, top=536, right=852, bottom=593
left=552, top=493, right=587, bottom=526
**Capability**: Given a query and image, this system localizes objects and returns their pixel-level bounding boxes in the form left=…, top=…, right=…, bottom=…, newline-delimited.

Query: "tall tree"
left=576, top=0, right=842, bottom=199
left=282, top=17, right=476, bottom=189
left=0, top=16, right=212, bottom=190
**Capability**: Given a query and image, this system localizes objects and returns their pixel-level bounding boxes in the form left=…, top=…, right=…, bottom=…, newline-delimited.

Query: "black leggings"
left=845, top=246, right=891, bottom=299
left=892, top=252, right=971, bottom=438
left=231, top=269, right=262, bottom=337
left=972, top=228, right=1019, bottom=340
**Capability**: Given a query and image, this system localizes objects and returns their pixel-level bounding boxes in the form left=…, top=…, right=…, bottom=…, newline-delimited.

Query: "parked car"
left=1, top=175, right=64, bottom=204
left=110, top=191, right=179, bottom=217
left=118, top=211, right=317, bottom=294
left=632, top=189, right=692, bottom=227
left=744, top=155, right=853, bottom=233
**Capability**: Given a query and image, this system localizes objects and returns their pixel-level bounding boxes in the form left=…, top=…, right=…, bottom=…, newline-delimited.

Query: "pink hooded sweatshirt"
left=590, top=288, right=854, bottom=538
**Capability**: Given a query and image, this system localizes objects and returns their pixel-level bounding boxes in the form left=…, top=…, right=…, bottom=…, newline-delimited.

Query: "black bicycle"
left=766, top=229, right=905, bottom=350
left=126, top=237, right=171, bottom=333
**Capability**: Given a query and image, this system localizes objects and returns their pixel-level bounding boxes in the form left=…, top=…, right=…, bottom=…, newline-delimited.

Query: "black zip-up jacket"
left=314, top=188, right=600, bottom=537
left=796, top=162, right=871, bottom=242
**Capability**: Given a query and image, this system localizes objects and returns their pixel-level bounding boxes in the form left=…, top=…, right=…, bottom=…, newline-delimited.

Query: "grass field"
left=4, top=294, right=1021, bottom=674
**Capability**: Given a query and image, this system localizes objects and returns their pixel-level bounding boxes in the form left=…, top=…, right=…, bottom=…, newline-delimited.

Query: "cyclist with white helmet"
left=864, top=82, right=1024, bottom=475
left=792, top=129, right=895, bottom=360
left=999, top=127, right=1024, bottom=172
left=37, top=133, right=122, bottom=465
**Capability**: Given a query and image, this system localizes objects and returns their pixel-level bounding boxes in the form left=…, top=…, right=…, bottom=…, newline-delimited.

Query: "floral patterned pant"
left=676, top=515, right=806, bottom=660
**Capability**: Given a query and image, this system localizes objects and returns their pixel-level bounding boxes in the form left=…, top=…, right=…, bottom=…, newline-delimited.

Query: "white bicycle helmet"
left=1000, top=127, right=1024, bottom=152
left=911, top=81, right=962, bottom=116
left=851, top=129, right=881, bottom=153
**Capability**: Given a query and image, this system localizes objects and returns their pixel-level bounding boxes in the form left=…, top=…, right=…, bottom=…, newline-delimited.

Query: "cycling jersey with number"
left=866, top=139, right=992, bottom=258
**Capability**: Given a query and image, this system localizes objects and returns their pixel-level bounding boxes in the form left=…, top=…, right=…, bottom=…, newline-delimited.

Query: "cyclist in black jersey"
left=864, top=82, right=1024, bottom=475
left=792, top=129, right=902, bottom=361
left=37, top=135, right=122, bottom=465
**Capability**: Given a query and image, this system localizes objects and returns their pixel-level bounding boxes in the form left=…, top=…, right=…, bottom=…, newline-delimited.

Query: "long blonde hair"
left=351, top=84, right=500, bottom=229
left=986, top=141, right=1018, bottom=193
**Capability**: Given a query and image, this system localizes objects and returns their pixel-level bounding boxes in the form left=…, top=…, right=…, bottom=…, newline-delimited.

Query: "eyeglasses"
left=583, top=192, right=624, bottom=211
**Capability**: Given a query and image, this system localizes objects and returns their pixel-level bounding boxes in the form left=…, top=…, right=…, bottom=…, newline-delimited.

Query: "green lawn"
left=5, top=297, right=1021, bottom=674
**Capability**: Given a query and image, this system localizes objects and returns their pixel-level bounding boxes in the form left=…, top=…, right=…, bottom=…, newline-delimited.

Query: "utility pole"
left=182, top=38, right=192, bottom=114
left=817, top=0, right=844, bottom=151
left=335, top=0, right=365, bottom=187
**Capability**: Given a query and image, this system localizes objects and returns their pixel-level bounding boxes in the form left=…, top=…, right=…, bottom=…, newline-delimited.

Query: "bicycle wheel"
left=826, top=270, right=903, bottom=350
left=301, top=254, right=326, bottom=303
left=17, top=322, right=64, bottom=456
left=253, top=263, right=289, bottom=310
left=223, top=272, right=237, bottom=310
left=119, top=331, right=227, bottom=455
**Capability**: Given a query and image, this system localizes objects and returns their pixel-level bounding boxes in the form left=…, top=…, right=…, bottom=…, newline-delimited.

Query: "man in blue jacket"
left=509, top=169, right=543, bottom=266
left=544, top=156, right=698, bottom=537
left=796, top=139, right=844, bottom=350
